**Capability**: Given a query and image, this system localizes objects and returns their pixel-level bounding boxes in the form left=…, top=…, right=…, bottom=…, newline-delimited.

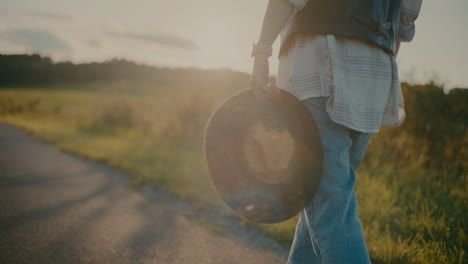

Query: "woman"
left=251, top=0, right=422, bottom=263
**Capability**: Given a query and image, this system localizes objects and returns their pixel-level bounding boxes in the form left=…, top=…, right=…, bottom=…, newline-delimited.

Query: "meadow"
left=0, top=67, right=466, bottom=263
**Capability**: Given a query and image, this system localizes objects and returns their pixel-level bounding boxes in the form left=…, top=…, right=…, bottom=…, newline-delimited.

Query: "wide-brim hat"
left=204, top=89, right=323, bottom=223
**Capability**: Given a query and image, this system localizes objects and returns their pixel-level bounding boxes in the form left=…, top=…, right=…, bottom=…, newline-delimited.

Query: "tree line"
left=0, top=54, right=168, bottom=85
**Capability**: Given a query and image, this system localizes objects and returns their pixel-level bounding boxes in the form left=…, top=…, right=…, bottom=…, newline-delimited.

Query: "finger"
left=267, top=84, right=281, bottom=94
left=252, top=83, right=270, bottom=100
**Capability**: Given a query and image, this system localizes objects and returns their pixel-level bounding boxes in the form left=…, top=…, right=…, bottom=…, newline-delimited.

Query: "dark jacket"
left=281, top=0, right=402, bottom=56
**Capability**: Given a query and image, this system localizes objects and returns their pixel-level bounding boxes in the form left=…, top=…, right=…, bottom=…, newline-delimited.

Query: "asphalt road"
left=0, top=123, right=286, bottom=264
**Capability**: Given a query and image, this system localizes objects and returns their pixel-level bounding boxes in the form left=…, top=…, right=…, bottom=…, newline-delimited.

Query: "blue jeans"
left=287, top=97, right=373, bottom=264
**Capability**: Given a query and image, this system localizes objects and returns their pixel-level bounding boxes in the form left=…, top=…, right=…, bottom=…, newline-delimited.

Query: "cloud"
left=28, top=11, right=73, bottom=22
left=0, top=28, right=71, bottom=54
left=87, top=39, right=100, bottom=49
left=106, top=30, right=198, bottom=51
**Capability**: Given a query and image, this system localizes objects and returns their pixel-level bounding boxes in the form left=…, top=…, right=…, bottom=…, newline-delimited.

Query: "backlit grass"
left=0, top=82, right=466, bottom=263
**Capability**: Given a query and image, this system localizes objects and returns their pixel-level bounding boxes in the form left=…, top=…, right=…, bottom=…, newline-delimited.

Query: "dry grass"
left=0, top=80, right=466, bottom=263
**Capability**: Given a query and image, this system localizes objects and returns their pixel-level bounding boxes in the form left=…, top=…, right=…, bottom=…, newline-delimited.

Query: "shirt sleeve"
left=287, top=0, right=309, bottom=10
left=398, top=0, right=423, bottom=42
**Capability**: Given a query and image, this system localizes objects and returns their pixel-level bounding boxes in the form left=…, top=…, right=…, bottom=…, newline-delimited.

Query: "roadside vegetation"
left=0, top=55, right=466, bottom=263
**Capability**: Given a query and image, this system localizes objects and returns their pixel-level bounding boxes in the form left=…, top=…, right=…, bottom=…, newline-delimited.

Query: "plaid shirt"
left=277, top=0, right=423, bottom=133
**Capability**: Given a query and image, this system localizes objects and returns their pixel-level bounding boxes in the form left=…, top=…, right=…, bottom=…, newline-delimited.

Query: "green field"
left=0, top=78, right=466, bottom=263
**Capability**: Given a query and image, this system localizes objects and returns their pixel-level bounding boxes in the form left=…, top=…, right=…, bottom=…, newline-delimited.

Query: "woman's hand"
left=250, top=53, right=280, bottom=100
left=251, top=55, right=269, bottom=99
left=249, top=0, right=294, bottom=99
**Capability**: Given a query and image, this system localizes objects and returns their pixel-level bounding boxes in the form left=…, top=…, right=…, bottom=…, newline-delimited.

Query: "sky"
left=1, top=0, right=467, bottom=89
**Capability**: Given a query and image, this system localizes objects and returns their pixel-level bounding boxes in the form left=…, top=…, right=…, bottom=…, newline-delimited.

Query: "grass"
left=191, top=219, right=225, bottom=235
left=0, top=84, right=222, bottom=205
left=0, top=82, right=466, bottom=263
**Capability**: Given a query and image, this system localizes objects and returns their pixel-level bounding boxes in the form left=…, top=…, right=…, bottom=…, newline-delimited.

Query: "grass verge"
left=0, top=84, right=466, bottom=263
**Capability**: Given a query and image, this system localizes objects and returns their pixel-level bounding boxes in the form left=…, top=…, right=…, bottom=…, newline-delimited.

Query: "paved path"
left=0, top=123, right=286, bottom=264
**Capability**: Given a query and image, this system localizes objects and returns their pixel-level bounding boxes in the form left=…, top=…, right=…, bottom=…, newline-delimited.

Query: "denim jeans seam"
left=304, top=208, right=326, bottom=264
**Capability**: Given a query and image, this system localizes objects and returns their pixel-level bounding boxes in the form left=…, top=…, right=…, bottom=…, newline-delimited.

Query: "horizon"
left=0, top=53, right=465, bottom=91
left=1, top=0, right=467, bottom=89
